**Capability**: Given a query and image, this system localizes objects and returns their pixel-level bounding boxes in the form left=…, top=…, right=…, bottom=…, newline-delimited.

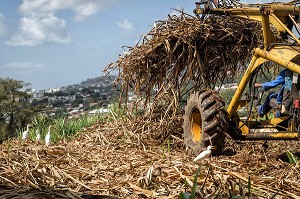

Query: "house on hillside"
left=33, top=90, right=45, bottom=100
left=88, top=108, right=109, bottom=115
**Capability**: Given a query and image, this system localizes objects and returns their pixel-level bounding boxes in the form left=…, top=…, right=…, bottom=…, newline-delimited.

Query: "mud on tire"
left=183, top=89, right=228, bottom=155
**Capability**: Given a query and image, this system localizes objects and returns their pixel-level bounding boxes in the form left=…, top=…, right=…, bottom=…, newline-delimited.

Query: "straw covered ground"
left=1, top=107, right=300, bottom=198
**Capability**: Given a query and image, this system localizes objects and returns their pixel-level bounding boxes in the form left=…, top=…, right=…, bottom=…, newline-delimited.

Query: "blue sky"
left=0, top=0, right=283, bottom=90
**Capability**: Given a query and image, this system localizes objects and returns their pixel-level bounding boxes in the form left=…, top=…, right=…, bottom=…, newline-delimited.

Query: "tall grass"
left=179, top=164, right=202, bottom=199
left=54, top=114, right=96, bottom=141
left=17, top=103, right=127, bottom=143
left=286, top=151, right=299, bottom=165
left=107, top=103, right=127, bottom=121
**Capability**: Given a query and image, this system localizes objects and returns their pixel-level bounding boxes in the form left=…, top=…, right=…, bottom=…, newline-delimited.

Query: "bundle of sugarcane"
left=105, top=12, right=263, bottom=103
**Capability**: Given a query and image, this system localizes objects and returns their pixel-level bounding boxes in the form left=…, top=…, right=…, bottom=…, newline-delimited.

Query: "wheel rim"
left=190, top=107, right=202, bottom=143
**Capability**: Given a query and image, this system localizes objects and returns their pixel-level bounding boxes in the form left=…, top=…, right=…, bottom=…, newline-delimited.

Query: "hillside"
left=62, top=75, right=117, bottom=93
left=29, top=75, right=120, bottom=118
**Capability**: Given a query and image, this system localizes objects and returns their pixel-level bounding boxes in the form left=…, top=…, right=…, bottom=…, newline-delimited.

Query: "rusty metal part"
left=242, top=131, right=300, bottom=140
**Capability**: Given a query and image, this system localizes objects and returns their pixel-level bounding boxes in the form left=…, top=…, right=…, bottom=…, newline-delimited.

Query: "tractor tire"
left=183, top=89, right=228, bottom=155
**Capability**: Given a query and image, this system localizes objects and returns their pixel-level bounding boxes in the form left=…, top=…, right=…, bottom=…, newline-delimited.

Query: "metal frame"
left=195, top=1, right=300, bottom=140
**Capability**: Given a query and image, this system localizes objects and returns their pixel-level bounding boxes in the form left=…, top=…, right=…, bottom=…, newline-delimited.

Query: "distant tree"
left=92, top=92, right=100, bottom=98
left=100, top=95, right=108, bottom=101
left=44, top=92, right=54, bottom=97
left=54, top=91, right=68, bottom=96
left=72, top=97, right=84, bottom=107
left=0, top=78, right=32, bottom=138
left=53, top=100, right=64, bottom=108
left=82, top=88, right=92, bottom=95
left=31, top=98, right=48, bottom=106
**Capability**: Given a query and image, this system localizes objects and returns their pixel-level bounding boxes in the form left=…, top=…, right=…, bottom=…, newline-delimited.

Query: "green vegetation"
left=107, top=102, right=126, bottom=121
left=16, top=102, right=126, bottom=143
left=54, top=115, right=93, bottom=140
left=286, top=151, right=299, bottom=165
left=0, top=78, right=41, bottom=139
left=16, top=115, right=95, bottom=142
left=179, top=164, right=202, bottom=199
left=219, top=88, right=235, bottom=109
left=0, top=75, right=123, bottom=143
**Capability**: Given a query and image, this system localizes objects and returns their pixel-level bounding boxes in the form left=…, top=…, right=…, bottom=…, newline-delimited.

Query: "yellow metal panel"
left=254, top=47, right=300, bottom=75
left=268, top=132, right=299, bottom=139
left=268, top=46, right=300, bottom=60
left=238, top=121, right=249, bottom=135
left=244, top=132, right=300, bottom=140
left=262, top=14, right=272, bottom=48
left=261, top=116, right=290, bottom=127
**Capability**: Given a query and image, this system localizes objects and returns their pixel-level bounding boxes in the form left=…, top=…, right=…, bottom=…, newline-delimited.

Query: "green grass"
left=179, top=164, right=202, bottom=199
left=54, top=115, right=94, bottom=140
left=286, top=151, right=299, bottom=165
left=17, top=103, right=127, bottom=144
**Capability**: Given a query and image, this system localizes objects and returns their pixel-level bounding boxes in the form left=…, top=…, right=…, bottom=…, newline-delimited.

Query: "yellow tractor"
left=183, top=0, right=300, bottom=154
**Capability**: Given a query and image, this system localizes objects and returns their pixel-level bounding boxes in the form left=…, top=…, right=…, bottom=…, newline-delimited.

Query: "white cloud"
left=72, top=2, right=104, bottom=22
left=0, top=62, right=44, bottom=71
left=0, top=13, right=7, bottom=36
left=117, top=19, right=134, bottom=31
left=7, top=0, right=117, bottom=46
left=6, top=13, right=71, bottom=46
left=20, top=0, right=117, bottom=21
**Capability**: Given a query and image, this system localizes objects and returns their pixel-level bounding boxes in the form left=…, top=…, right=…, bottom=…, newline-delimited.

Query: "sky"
left=0, top=0, right=285, bottom=90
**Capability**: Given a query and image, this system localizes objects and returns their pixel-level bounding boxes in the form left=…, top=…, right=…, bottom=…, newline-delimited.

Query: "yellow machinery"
left=183, top=0, right=300, bottom=154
